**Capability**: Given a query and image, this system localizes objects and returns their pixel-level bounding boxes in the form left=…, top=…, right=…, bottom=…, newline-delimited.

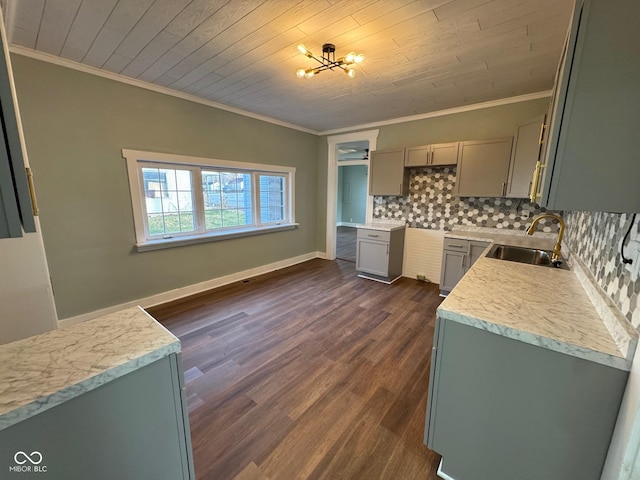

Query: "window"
left=123, top=150, right=296, bottom=251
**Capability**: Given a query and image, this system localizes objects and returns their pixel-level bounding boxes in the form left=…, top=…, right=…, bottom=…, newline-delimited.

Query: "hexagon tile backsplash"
left=566, top=211, right=640, bottom=329
left=371, top=167, right=639, bottom=329
left=373, top=167, right=558, bottom=232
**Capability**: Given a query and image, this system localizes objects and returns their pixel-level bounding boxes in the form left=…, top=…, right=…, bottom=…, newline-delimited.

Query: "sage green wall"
left=11, top=54, right=320, bottom=319
left=316, top=98, right=550, bottom=249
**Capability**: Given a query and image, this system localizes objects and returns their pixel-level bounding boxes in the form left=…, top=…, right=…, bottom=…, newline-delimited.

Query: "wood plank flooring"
left=148, top=259, right=443, bottom=480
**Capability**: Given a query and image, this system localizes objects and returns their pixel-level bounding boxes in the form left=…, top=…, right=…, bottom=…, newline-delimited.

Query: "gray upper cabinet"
left=536, top=0, right=640, bottom=213
left=430, top=143, right=460, bottom=166
left=369, top=148, right=409, bottom=196
left=0, top=17, right=36, bottom=238
left=506, top=116, right=545, bottom=198
left=405, top=145, right=430, bottom=167
left=455, top=138, right=513, bottom=197
left=404, top=143, right=459, bottom=168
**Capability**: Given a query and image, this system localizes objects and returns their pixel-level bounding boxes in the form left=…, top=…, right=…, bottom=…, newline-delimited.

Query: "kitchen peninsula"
left=0, top=307, right=194, bottom=480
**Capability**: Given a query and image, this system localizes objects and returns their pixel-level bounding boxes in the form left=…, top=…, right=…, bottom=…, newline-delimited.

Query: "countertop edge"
left=0, top=341, right=180, bottom=431
left=436, top=307, right=631, bottom=371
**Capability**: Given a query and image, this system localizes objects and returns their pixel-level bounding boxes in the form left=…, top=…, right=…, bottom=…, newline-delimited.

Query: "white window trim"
left=122, top=149, right=297, bottom=252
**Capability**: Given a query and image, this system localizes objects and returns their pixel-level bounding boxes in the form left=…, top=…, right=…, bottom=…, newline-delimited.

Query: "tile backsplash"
left=566, top=211, right=640, bottom=328
left=373, top=167, right=557, bottom=232
left=372, top=167, right=639, bottom=327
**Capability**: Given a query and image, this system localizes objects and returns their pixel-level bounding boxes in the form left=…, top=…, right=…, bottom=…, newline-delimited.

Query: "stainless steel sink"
left=486, top=244, right=569, bottom=269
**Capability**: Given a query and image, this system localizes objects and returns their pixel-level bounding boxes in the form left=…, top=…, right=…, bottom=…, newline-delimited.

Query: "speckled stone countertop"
left=356, top=222, right=406, bottom=232
left=0, top=306, right=179, bottom=431
left=438, top=227, right=636, bottom=371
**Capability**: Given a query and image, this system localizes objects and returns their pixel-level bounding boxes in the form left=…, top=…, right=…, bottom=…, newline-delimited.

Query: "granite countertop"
left=356, top=222, right=406, bottom=232
left=438, top=227, right=637, bottom=371
left=0, top=306, right=180, bottom=431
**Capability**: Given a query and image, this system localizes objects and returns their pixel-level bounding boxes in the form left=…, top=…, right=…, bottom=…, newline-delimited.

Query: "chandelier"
left=295, top=43, right=365, bottom=79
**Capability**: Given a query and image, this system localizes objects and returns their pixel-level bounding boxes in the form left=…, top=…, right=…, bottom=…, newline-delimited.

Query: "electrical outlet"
left=629, top=239, right=640, bottom=277
left=623, top=238, right=640, bottom=275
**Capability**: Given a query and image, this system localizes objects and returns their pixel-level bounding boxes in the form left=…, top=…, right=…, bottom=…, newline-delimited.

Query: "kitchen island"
left=425, top=228, right=637, bottom=480
left=0, top=307, right=195, bottom=479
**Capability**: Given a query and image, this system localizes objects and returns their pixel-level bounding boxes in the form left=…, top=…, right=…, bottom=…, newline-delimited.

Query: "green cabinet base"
left=425, top=318, right=628, bottom=480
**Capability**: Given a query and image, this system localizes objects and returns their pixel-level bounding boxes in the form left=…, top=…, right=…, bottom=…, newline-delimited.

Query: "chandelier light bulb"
left=345, top=52, right=356, bottom=64
left=296, top=68, right=306, bottom=78
left=297, top=44, right=308, bottom=55
left=346, top=68, right=356, bottom=78
left=354, top=54, right=365, bottom=64
left=304, top=69, right=315, bottom=78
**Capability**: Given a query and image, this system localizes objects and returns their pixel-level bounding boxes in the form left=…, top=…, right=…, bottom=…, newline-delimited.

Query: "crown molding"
left=9, top=45, right=319, bottom=135
left=318, top=91, right=552, bottom=136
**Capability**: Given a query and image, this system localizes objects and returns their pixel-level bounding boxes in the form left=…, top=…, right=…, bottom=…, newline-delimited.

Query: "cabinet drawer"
left=443, top=237, right=468, bottom=251
left=357, top=229, right=391, bottom=242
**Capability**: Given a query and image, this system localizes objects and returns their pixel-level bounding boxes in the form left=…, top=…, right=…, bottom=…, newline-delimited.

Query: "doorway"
left=326, top=130, right=379, bottom=261
left=336, top=159, right=367, bottom=261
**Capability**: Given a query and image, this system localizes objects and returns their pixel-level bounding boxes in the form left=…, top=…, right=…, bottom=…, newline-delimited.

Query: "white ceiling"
left=1, top=0, right=574, bottom=133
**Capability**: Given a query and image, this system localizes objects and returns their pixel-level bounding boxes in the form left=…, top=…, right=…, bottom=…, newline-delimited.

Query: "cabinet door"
left=468, top=241, right=489, bottom=268
left=439, top=250, right=466, bottom=293
left=540, top=0, right=640, bottom=212
left=0, top=15, right=36, bottom=237
left=455, top=138, right=513, bottom=197
left=369, top=149, right=408, bottom=195
left=356, top=238, right=389, bottom=277
left=430, top=142, right=459, bottom=166
left=507, top=116, right=545, bottom=198
left=405, top=145, right=430, bottom=167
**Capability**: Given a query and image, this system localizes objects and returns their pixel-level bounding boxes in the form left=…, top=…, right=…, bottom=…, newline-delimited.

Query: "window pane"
left=142, top=167, right=195, bottom=236
left=259, top=175, right=286, bottom=223
left=203, top=171, right=252, bottom=230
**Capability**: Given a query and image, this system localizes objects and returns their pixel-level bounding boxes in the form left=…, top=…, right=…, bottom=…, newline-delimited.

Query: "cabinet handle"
left=538, top=123, right=546, bottom=145
left=367, top=234, right=379, bottom=238
left=386, top=243, right=389, bottom=255
left=448, top=244, right=465, bottom=248
left=501, top=182, right=507, bottom=196
left=530, top=161, right=542, bottom=202
left=25, top=167, right=39, bottom=216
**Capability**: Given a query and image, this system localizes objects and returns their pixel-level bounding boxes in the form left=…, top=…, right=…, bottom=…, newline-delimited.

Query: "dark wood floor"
left=148, top=259, right=443, bottom=480
left=336, top=226, right=357, bottom=263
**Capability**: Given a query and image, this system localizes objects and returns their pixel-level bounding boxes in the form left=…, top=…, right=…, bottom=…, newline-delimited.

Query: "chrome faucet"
left=526, top=213, right=565, bottom=266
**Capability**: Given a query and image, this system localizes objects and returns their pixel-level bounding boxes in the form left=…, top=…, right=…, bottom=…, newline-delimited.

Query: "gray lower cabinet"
left=369, top=148, right=409, bottom=196
left=455, top=138, right=513, bottom=197
left=356, top=227, right=405, bottom=283
left=535, top=0, right=640, bottom=212
left=439, top=238, right=489, bottom=295
left=0, top=354, right=195, bottom=480
left=425, top=317, right=628, bottom=480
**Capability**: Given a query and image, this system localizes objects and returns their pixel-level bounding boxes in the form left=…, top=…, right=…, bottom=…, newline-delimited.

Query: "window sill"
left=135, top=223, right=299, bottom=252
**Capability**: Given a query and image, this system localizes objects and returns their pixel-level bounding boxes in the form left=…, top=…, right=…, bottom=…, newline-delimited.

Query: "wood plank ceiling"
left=1, top=0, right=574, bottom=132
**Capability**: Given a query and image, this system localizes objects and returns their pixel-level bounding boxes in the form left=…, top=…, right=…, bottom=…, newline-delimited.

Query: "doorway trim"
left=326, top=129, right=379, bottom=260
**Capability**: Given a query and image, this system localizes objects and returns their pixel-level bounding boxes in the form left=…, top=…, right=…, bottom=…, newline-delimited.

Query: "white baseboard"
left=437, top=459, right=456, bottom=480
left=58, top=251, right=325, bottom=328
